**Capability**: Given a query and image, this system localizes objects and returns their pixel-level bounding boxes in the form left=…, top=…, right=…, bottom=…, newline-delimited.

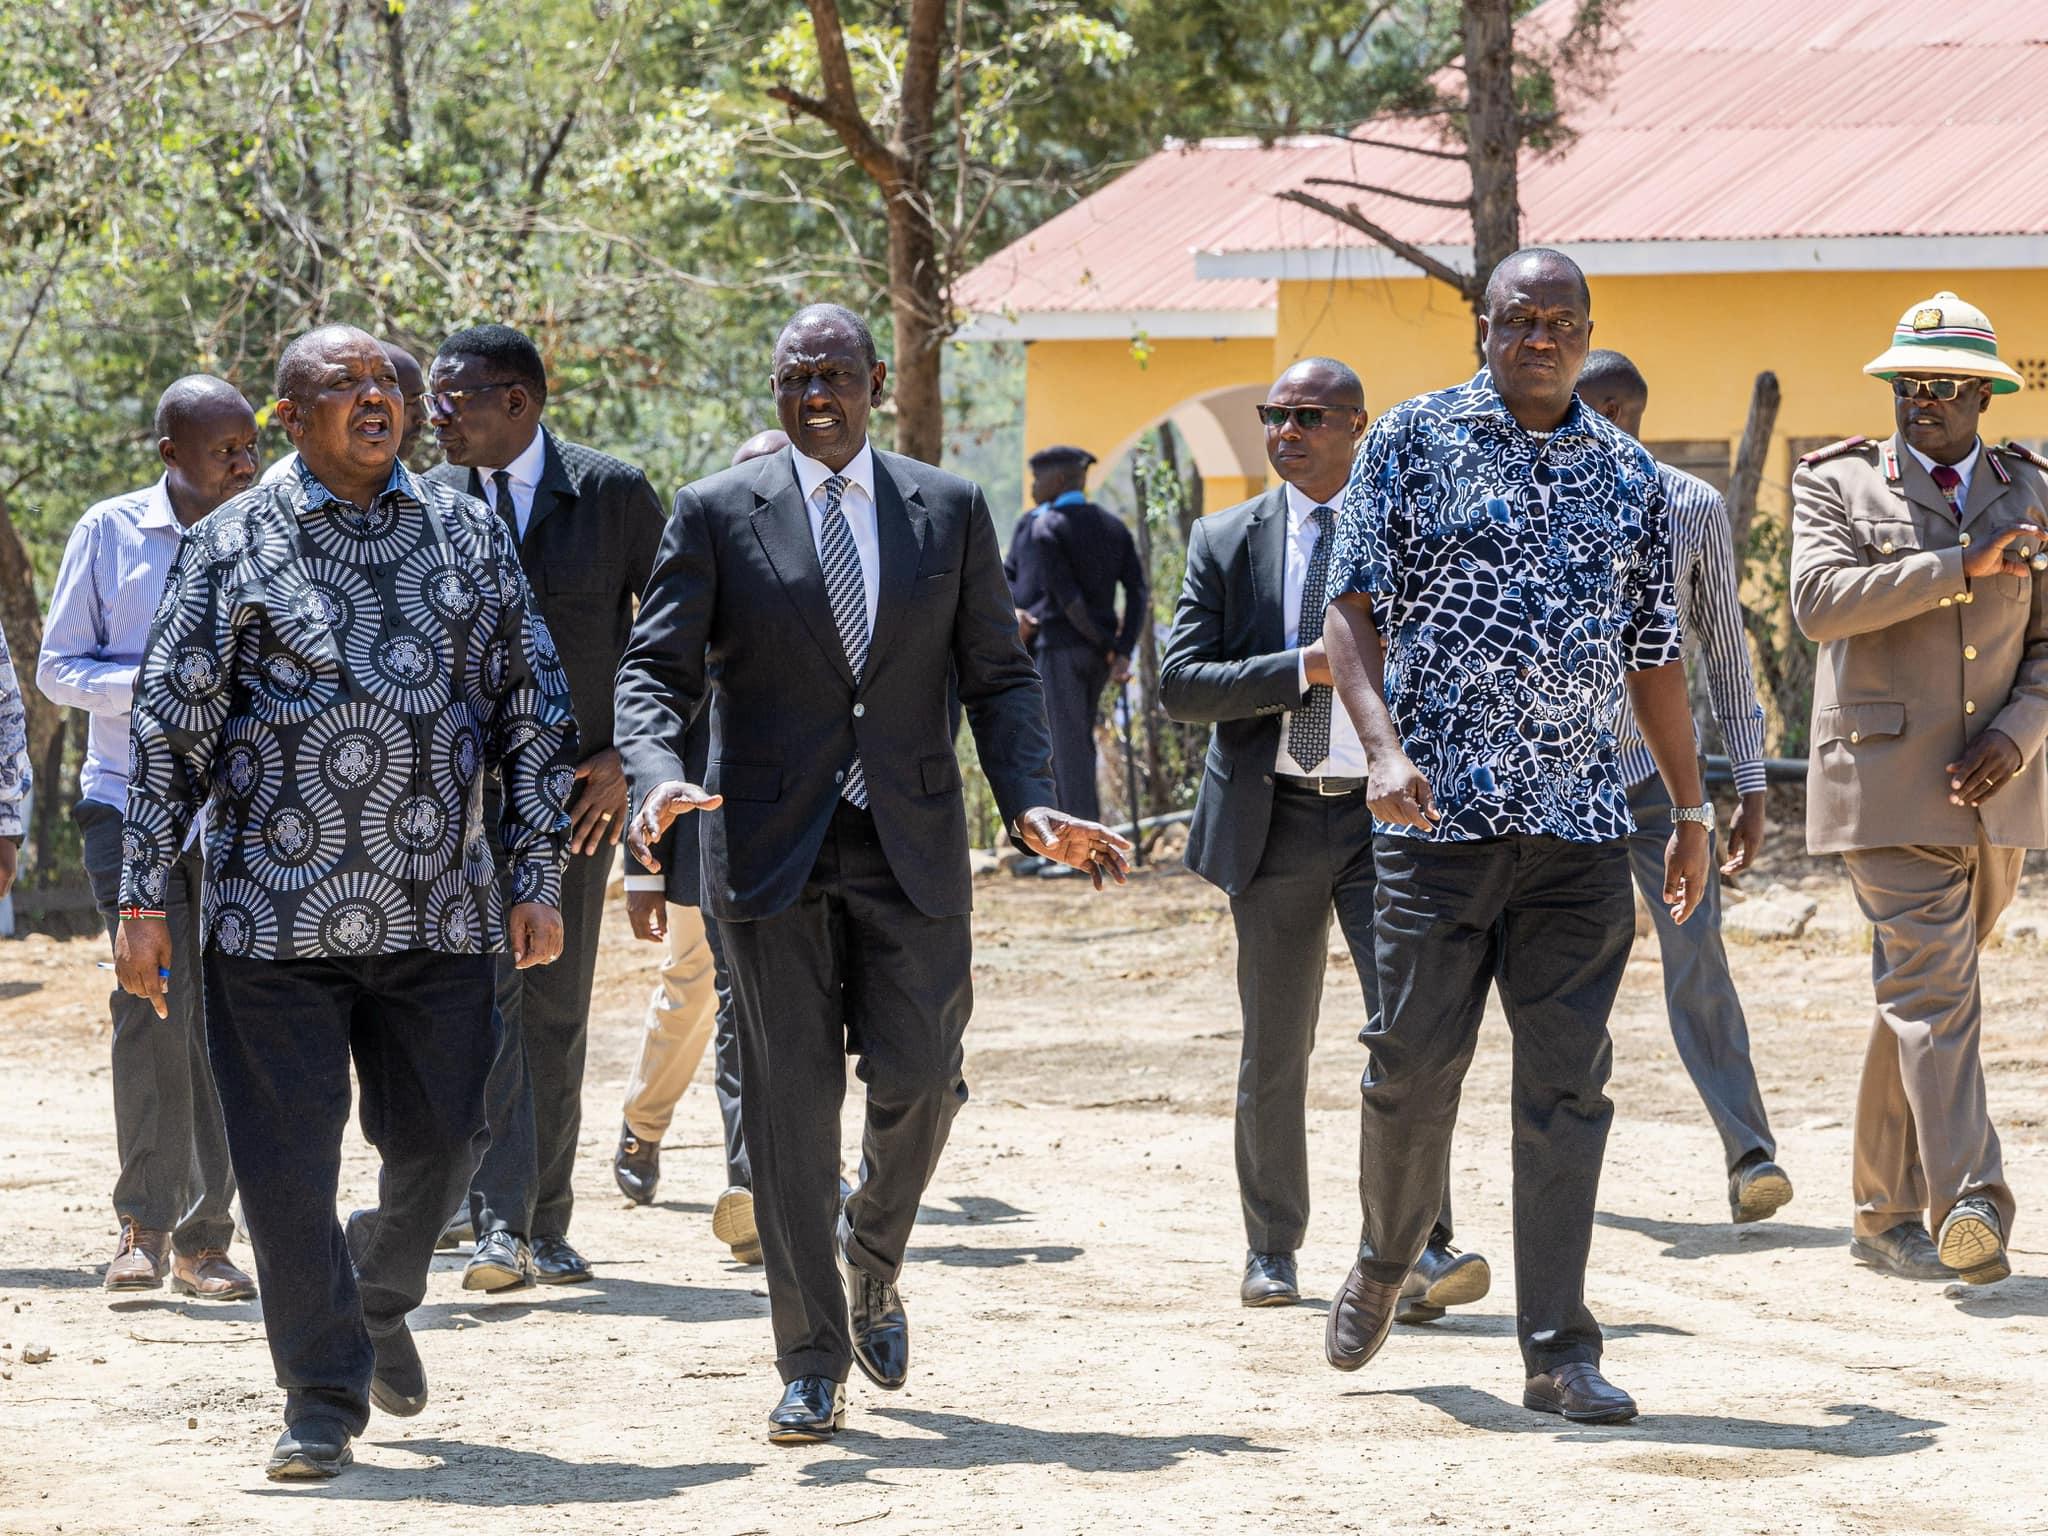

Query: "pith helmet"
left=1863, top=291, right=2024, bottom=394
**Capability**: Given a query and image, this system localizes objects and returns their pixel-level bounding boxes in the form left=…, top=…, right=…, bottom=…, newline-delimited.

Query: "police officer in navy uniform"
left=1011, top=446, right=1147, bottom=821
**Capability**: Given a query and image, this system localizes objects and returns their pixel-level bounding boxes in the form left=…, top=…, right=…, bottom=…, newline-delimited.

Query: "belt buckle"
left=1316, top=777, right=1346, bottom=797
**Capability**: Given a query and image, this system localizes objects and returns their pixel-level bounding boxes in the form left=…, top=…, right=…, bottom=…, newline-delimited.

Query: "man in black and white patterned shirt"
left=115, top=325, right=577, bottom=1482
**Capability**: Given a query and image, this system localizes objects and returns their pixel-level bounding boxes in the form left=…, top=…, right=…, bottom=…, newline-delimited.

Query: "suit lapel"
left=1247, top=488, right=1289, bottom=655
left=750, top=451, right=856, bottom=688
left=524, top=429, right=579, bottom=544
left=865, top=452, right=928, bottom=668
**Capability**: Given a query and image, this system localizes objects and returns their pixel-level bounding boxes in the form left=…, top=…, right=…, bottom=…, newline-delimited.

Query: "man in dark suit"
left=1012, top=446, right=1147, bottom=822
left=617, top=304, right=1130, bottom=1444
left=1162, top=358, right=1489, bottom=1319
left=425, top=323, right=667, bottom=1289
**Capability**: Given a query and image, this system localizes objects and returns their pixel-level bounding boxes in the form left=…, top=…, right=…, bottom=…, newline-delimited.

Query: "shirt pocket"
left=1851, top=517, right=1920, bottom=563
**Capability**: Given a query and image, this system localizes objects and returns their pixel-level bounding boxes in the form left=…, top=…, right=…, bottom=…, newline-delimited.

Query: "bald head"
left=276, top=324, right=382, bottom=405
left=154, top=375, right=258, bottom=523
left=777, top=304, right=877, bottom=371
left=732, top=428, right=791, bottom=466
left=155, top=375, right=252, bottom=442
left=1271, top=356, right=1364, bottom=408
left=1482, top=248, right=1590, bottom=317
left=1262, top=354, right=1368, bottom=501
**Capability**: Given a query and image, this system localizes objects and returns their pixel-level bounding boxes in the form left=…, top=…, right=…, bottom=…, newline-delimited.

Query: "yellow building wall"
left=1017, top=269, right=2048, bottom=509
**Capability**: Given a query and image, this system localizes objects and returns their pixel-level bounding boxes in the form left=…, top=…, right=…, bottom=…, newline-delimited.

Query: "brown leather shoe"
left=1524, top=1362, right=1638, bottom=1424
left=105, top=1221, right=170, bottom=1292
left=171, top=1248, right=257, bottom=1301
left=1325, top=1259, right=1402, bottom=1372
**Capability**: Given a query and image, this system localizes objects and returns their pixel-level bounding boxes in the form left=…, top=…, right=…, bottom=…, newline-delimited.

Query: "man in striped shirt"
left=1579, top=350, right=1792, bottom=1225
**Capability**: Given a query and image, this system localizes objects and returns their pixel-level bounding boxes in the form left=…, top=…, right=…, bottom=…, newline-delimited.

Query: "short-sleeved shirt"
left=1330, top=369, right=1680, bottom=843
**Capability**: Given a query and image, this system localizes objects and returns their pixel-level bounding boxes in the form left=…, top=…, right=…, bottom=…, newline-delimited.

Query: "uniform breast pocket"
left=1852, top=518, right=1920, bottom=563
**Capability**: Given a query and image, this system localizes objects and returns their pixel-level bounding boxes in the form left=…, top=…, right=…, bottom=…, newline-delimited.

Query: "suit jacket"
left=427, top=427, right=666, bottom=757
left=1792, top=432, right=2048, bottom=853
left=614, top=445, right=1057, bottom=922
left=1159, top=488, right=1316, bottom=895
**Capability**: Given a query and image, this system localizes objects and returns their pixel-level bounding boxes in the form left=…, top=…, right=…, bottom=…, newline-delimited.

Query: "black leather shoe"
left=369, top=1323, right=427, bottom=1418
left=1850, top=1220, right=1954, bottom=1282
left=840, top=1240, right=910, bottom=1391
left=1937, top=1197, right=2010, bottom=1285
left=462, top=1230, right=533, bottom=1291
left=265, top=1418, right=354, bottom=1480
left=1241, top=1250, right=1299, bottom=1307
left=1396, top=1239, right=1491, bottom=1323
left=768, top=1376, right=848, bottom=1444
left=1729, top=1155, right=1794, bottom=1224
left=1525, top=1362, right=1638, bottom=1424
left=1326, top=1259, right=1402, bottom=1372
left=532, top=1236, right=594, bottom=1285
left=614, top=1121, right=660, bottom=1205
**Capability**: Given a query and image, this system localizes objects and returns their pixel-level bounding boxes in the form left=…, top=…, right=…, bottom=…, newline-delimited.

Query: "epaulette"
left=1798, top=435, right=1873, bottom=467
left=1997, top=440, right=2048, bottom=471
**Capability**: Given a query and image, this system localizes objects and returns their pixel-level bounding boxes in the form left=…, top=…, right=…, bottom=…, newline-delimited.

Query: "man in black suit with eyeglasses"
left=1163, top=357, right=1489, bottom=1321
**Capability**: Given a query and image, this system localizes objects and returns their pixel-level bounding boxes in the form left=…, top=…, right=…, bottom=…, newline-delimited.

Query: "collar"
left=791, top=439, right=876, bottom=507
left=480, top=426, right=548, bottom=490
left=1283, top=481, right=1339, bottom=531
left=292, top=456, right=424, bottom=515
left=138, top=476, right=178, bottom=531
left=1904, top=437, right=1982, bottom=487
left=1050, top=488, right=1088, bottom=509
left=1446, top=368, right=1591, bottom=439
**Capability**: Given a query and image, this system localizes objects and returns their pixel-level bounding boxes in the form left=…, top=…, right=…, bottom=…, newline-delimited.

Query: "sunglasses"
left=1891, top=377, right=1977, bottom=402
left=425, top=382, right=515, bottom=417
left=1255, top=404, right=1354, bottom=430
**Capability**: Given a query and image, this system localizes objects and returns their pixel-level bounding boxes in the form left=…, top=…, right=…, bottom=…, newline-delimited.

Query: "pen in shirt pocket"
left=96, top=962, right=172, bottom=979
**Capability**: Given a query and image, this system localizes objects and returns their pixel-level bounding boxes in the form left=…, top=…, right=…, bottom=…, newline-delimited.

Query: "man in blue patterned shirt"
left=1320, top=250, right=1711, bottom=1425
left=0, top=615, right=28, bottom=899
left=113, top=326, right=577, bottom=1481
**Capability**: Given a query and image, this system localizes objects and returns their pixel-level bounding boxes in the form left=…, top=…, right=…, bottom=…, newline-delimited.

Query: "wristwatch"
left=1670, top=803, right=1715, bottom=827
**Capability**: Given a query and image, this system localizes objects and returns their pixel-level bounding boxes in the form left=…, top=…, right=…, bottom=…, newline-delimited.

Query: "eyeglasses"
left=1891, top=377, right=1975, bottom=402
left=1255, top=404, right=1354, bottom=430
left=425, top=382, right=514, bottom=417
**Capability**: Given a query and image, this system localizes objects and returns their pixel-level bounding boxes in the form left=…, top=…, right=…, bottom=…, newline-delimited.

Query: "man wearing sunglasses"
left=1162, top=358, right=1488, bottom=1321
left=425, top=324, right=668, bottom=1293
left=1792, top=291, right=2048, bottom=1290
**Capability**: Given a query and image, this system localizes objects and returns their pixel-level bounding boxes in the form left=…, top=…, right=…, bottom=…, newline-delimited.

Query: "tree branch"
left=1336, top=133, right=1467, bottom=163
left=1275, top=189, right=1475, bottom=298
left=773, top=0, right=902, bottom=187
left=1302, top=175, right=1470, bottom=212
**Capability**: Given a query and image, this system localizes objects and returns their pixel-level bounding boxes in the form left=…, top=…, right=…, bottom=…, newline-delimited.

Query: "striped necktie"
left=1288, top=505, right=1337, bottom=771
left=818, top=474, right=870, bottom=808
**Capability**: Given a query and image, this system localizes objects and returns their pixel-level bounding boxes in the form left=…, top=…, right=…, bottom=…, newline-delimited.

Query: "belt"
left=1274, top=773, right=1365, bottom=796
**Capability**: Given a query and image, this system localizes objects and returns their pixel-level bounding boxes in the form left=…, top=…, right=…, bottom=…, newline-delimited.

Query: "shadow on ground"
left=408, top=1274, right=764, bottom=1329
left=793, top=1408, right=1282, bottom=1486
left=1596, top=1211, right=1849, bottom=1259
left=1368, top=1385, right=1940, bottom=1456
left=1949, top=1274, right=2048, bottom=1317
left=253, top=1440, right=756, bottom=1504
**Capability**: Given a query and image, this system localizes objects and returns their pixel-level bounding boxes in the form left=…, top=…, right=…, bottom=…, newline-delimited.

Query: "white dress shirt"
left=1906, top=438, right=1981, bottom=510
left=791, top=439, right=881, bottom=627
left=473, top=427, right=550, bottom=539
left=1275, top=481, right=1367, bottom=777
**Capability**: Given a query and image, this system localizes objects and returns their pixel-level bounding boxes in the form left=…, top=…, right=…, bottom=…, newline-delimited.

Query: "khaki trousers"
left=621, top=903, right=718, bottom=1142
left=1841, top=831, right=2022, bottom=1241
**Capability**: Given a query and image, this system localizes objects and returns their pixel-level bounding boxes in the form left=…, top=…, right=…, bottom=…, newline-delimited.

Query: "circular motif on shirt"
left=150, top=564, right=211, bottom=637
left=147, top=644, right=227, bottom=731
left=214, top=719, right=283, bottom=818
left=423, top=868, right=485, bottom=953
left=508, top=857, right=548, bottom=906
left=242, top=801, right=329, bottom=891
left=472, top=637, right=513, bottom=703
left=370, top=789, right=458, bottom=884
left=271, top=558, right=378, bottom=647
left=341, top=623, right=451, bottom=714
left=292, top=872, right=410, bottom=957
left=395, top=546, right=487, bottom=631
left=527, top=614, right=568, bottom=696
left=126, top=718, right=177, bottom=799
left=201, top=507, right=260, bottom=565
left=242, top=640, right=342, bottom=725
left=301, top=494, right=415, bottom=566
left=204, top=879, right=278, bottom=959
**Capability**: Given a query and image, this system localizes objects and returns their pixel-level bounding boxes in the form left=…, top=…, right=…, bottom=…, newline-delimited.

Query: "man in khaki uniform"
left=1792, top=290, right=2048, bottom=1288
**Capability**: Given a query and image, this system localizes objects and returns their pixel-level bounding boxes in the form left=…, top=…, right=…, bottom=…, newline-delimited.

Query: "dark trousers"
left=1624, top=774, right=1775, bottom=1170
left=718, top=801, right=971, bottom=1383
left=1228, top=785, right=1452, bottom=1253
left=704, top=918, right=751, bottom=1189
left=202, top=947, right=499, bottom=1434
left=470, top=843, right=612, bottom=1239
left=1035, top=641, right=1109, bottom=822
left=1361, top=833, right=1633, bottom=1375
left=77, top=800, right=235, bottom=1252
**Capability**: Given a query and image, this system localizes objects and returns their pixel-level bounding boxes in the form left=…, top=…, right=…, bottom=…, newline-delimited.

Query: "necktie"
left=492, top=469, right=519, bottom=542
left=818, top=474, right=870, bottom=808
left=1289, top=505, right=1336, bottom=772
left=1929, top=462, right=1962, bottom=513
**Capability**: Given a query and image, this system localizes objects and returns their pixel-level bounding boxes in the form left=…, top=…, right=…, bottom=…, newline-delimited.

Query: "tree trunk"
left=1461, top=0, right=1521, bottom=347
left=1135, top=433, right=1168, bottom=820
left=885, top=194, right=947, bottom=464
left=1725, top=371, right=1781, bottom=562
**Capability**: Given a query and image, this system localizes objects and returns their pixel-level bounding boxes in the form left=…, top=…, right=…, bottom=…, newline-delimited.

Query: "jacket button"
left=1966, top=700, right=1978, bottom=714
left=1965, top=645, right=1978, bottom=660
left=834, top=769, right=845, bottom=784
left=1959, top=532, right=1973, bottom=547
left=853, top=703, right=865, bottom=718
left=725, top=886, right=737, bottom=900
left=1850, top=731, right=1861, bottom=744
left=1941, top=597, right=1954, bottom=607
left=1881, top=541, right=1895, bottom=554
left=1262, top=774, right=1274, bottom=785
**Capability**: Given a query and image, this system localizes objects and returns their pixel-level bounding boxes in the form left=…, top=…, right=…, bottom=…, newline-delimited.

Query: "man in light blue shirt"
left=37, top=374, right=259, bottom=1299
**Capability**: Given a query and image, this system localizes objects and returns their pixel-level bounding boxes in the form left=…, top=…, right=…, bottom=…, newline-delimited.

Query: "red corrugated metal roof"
left=958, top=0, right=2048, bottom=319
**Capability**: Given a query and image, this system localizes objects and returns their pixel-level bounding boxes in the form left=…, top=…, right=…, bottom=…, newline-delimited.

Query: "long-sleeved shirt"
left=0, top=617, right=30, bottom=839
left=36, top=478, right=186, bottom=812
left=1610, top=463, right=1767, bottom=796
left=1022, top=495, right=1148, bottom=656
left=119, top=458, right=577, bottom=959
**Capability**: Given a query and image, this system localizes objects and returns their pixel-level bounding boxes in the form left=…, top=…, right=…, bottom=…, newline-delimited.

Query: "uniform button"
left=1941, top=597, right=1954, bottom=607
left=853, top=703, right=865, bottom=718
left=1959, top=532, right=1973, bottom=547
left=1966, top=700, right=1978, bottom=714
left=1881, top=541, right=1895, bottom=554
left=1850, top=731, right=1861, bottom=744
left=725, top=886, right=737, bottom=901
left=1965, top=645, right=1978, bottom=660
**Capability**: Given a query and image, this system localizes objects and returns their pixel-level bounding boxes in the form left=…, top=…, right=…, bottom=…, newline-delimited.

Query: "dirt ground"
left=1, top=838, right=2046, bottom=1536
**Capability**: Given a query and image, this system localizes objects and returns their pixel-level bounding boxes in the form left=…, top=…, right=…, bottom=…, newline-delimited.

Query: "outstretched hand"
left=625, top=780, right=725, bottom=872
left=1016, top=808, right=1133, bottom=891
